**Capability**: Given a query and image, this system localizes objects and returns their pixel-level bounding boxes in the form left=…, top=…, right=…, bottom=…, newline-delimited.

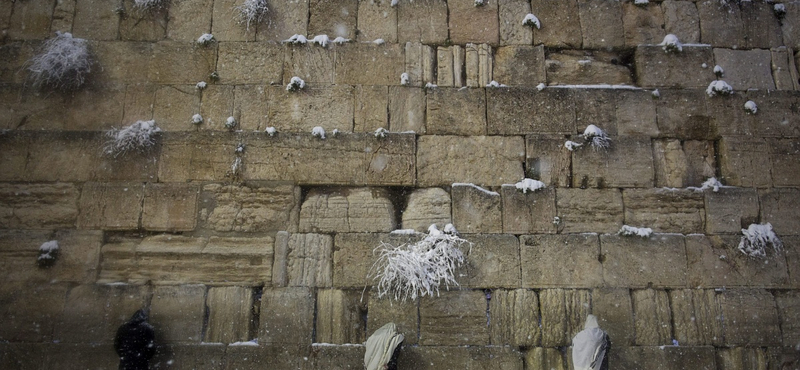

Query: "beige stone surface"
left=670, top=289, right=723, bottom=346
left=122, top=84, right=156, bottom=124
left=119, top=0, right=168, bottom=41
left=613, top=346, right=716, bottom=370
left=6, top=0, right=52, bottom=40
left=526, top=348, right=567, bottom=370
left=150, top=285, right=206, bottom=343
left=0, top=183, right=78, bottom=229
left=437, top=47, right=455, bottom=86
left=149, top=41, right=217, bottom=84
left=546, top=51, right=633, bottom=86
left=78, top=182, right=143, bottom=230
left=388, top=86, right=425, bottom=133
left=742, top=1, right=783, bottom=49
left=398, top=346, right=523, bottom=370
left=539, top=289, right=590, bottom=347
left=662, top=1, right=700, bottom=43
left=635, top=46, right=715, bottom=88
left=719, top=289, right=781, bottom=346
left=448, top=0, right=499, bottom=44
left=150, top=344, right=227, bottom=369
left=0, top=230, right=102, bottom=284
left=698, top=0, right=744, bottom=48
left=272, top=232, right=333, bottom=288
left=704, top=188, right=759, bottom=235
left=205, top=287, right=254, bottom=343
left=357, top=0, right=397, bottom=43
left=499, top=0, right=532, bottom=45
left=655, top=89, right=715, bottom=140
left=420, top=290, right=489, bottom=346
left=616, top=90, right=659, bottom=137
left=653, top=139, right=715, bottom=188
left=487, top=88, right=575, bottom=135
left=555, top=189, right=623, bottom=234
left=401, top=188, right=450, bottom=232
left=685, top=235, right=789, bottom=288
left=776, top=291, right=800, bottom=347
left=404, top=42, right=435, bottom=87
left=266, top=85, right=354, bottom=133
left=200, top=85, right=235, bottom=130
left=521, top=234, right=602, bottom=288
left=199, top=183, right=300, bottom=233
left=353, top=85, right=388, bottom=132
left=426, top=87, right=486, bottom=135
left=310, top=344, right=365, bottom=369
left=461, top=234, right=520, bottom=288
left=490, top=289, right=540, bottom=347
left=525, top=135, right=570, bottom=188
left=577, top=0, right=624, bottom=49
left=502, top=186, right=556, bottom=234
left=91, top=41, right=153, bottom=84
left=591, top=288, right=634, bottom=346
left=397, top=0, right=448, bottom=44
left=367, top=294, right=419, bottom=345
left=217, top=42, right=284, bottom=85
left=233, top=85, right=268, bottom=131
left=466, top=43, right=494, bottom=87
left=746, top=91, right=800, bottom=138
left=623, top=189, right=705, bottom=234
left=299, top=187, right=395, bottom=233
left=572, top=136, right=654, bottom=188
left=631, top=289, right=672, bottom=346
left=308, top=0, right=357, bottom=39
left=451, top=184, right=502, bottom=234
left=716, top=347, right=778, bottom=370
left=212, top=0, right=255, bottom=41
left=259, top=287, right=315, bottom=345
left=417, top=136, right=524, bottom=187
left=334, top=43, right=404, bottom=85
left=167, top=0, right=213, bottom=41
left=718, top=137, right=772, bottom=188
left=493, top=45, right=546, bottom=87
left=601, top=234, right=687, bottom=288
left=142, top=183, right=199, bottom=232
left=530, top=0, right=581, bottom=48
left=315, top=289, right=367, bottom=344
left=73, top=0, right=119, bottom=40
left=622, top=2, right=665, bottom=46
left=713, top=48, right=776, bottom=91
left=784, top=3, right=800, bottom=49
left=759, top=188, right=800, bottom=236
left=256, top=0, right=309, bottom=42
left=283, top=44, right=334, bottom=85
left=0, top=282, right=69, bottom=342
left=332, top=233, right=420, bottom=288
left=769, top=139, right=800, bottom=187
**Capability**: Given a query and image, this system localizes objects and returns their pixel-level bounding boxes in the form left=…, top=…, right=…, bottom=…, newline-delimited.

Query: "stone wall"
left=1, top=0, right=800, bottom=369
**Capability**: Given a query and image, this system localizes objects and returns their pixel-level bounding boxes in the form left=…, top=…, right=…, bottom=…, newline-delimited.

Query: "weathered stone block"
left=142, top=183, right=198, bottom=232
left=0, top=282, right=68, bottom=342
left=622, top=2, right=665, bottom=46
left=0, top=85, right=126, bottom=131
left=40, top=343, right=125, bottom=369
left=451, top=183, right=502, bottom=234
left=205, top=287, right=254, bottom=343
left=388, top=86, right=425, bottom=133
left=300, top=187, right=395, bottom=233
left=653, top=139, right=716, bottom=188
left=718, top=137, right=772, bottom=187
left=0, top=183, right=78, bottom=229
left=555, top=189, right=623, bottom=234
left=149, top=41, right=217, bottom=84
left=601, top=234, right=687, bottom=288
left=272, top=233, right=333, bottom=288
left=357, top=0, right=397, bottom=43
left=199, top=183, right=299, bottom=233
left=746, top=91, right=800, bottom=138
left=698, top=0, right=744, bottom=48
left=397, top=0, right=448, bottom=44
left=420, top=290, right=489, bottom=345
left=6, top=0, right=55, bottom=40
left=769, top=139, right=800, bottom=187
left=367, top=294, right=419, bottom=345
left=776, top=291, right=800, bottom=347
left=501, top=186, right=556, bottom=234
left=310, top=344, right=365, bottom=369
left=521, top=234, right=602, bottom=288
left=308, top=0, right=357, bottom=39
left=526, top=348, right=567, bottom=370
left=716, top=347, right=778, bottom=370
left=713, top=49, right=776, bottom=91
left=461, top=234, right=520, bottom=288
left=259, top=287, right=315, bottom=345
left=404, top=42, right=435, bottom=87
left=316, top=289, right=367, bottom=344
left=525, top=135, right=570, bottom=188
left=487, top=88, right=575, bottom=135
left=398, top=346, right=524, bottom=370
left=426, top=88, right=486, bottom=135
left=232, top=85, right=268, bottom=132
left=466, top=43, right=494, bottom=87
left=719, top=289, right=781, bottom=346
left=55, top=284, right=146, bottom=343
left=78, top=182, right=143, bottom=230
left=224, top=344, right=310, bottom=370
left=150, top=343, right=226, bottom=369
left=616, top=90, right=659, bottom=136
left=217, top=42, right=284, bottom=85
left=759, top=188, right=800, bottom=236
left=50, top=0, right=74, bottom=33
left=354, top=85, right=388, bottom=132
left=283, top=44, right=335, bottom=85
left=199, top=84, right=234, bottom=130
left=613, top=346, right=717, bottom=370
left=662, top=0, right=700, bottom=43
left=417, top=136, right=524, bottom=187
left=73, top=0, right=119, bottom=40
left=631, top=289, right=672, bottom=346
left=704, top=188, right=760, bottom=234
left=493, top=45, right=546, bottom=86
left=742, top=1, right=783, bottom=49
left=401, top=188, right=450, bottom=232
left=499, top=0, right=532, bottom=45
left=623, top=189, right=705, bottom=234
left=546, top=52, right=633, bottom=86
left=577, top=0, right=624, bottom=49
left=266, top=85, right=354, bottom=133
left=686, top=235, right=789, bottom=288
left=490, top=289, right=540, bottom=347
left=0, top=43, right=36, bottom=85
left=334, top=43, right=404, bottom=85
left=0, top=230, right=101, bottom=283
left=437, top=47, right=455, bottom=86
left=572, top=136, right=654, bottom=188
left=573, top=89, right=618, bottom=139
left=531, top=0, right=581, bottom=48
left=256, top=0, right=309, bottom=41
left=121, top=84, right=156, bottom=125
left=591, top=288, right=634, bottom=346
left=449, top=0, right=499, bottom=44
left=539, top=289, right=591, bottom=347
left=670, top=289, right=723, bottom=346
left=150, top=285, right=206, bottom=343
left=167, top=0, right=213, bottom=41
left=332, top=233, right=420, bottom=288
left=119, top=0, right=168, bottom=41
left=635, top=46, right=716, bottom=88
left=211, top=0, right=255, bottom=41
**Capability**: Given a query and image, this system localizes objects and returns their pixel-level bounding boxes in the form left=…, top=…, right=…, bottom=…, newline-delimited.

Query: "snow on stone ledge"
left=452, top=183, right=500, bottom=196
left=513, top=178, right=546, bottom=193
left=618, top=225, right=653, bottom=238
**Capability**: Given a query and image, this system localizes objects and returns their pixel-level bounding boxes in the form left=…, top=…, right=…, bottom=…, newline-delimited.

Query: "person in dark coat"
left=114, top=309, right=156, bottom=370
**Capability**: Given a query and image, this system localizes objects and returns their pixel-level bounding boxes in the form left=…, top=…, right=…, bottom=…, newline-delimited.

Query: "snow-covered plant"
left=332, top=37, right=351, bottom=44
left=400, top=73, right=409, bottom=86
left=331, top=128, right=340, bottom=137
left=775, top=3, right=786, bottom=18
left=196, top=33, right=215, bottom=46
left=286, top=76, right=305, bottom=92
left=191, top=114, right=203, bottom=124
left=265, top=126, right=277, bottom=137
left=312, top=126, right=326, bottom=139
left=523, top=14, right=541, bottom=29
left=38, top=240, right=59, bottom=267
left=474, top=0, right=485, bottom=6
left=634, top=0, right=649, bottom=5
left=583, top=124, right=611, bottom=150
left=536, top=83, right=546, bottom=91
left=659, top=34, right=682, bottom=53
left=236, top=0, right=269, bottom=30
left=699, top=177, right=723, bottom=192
left=706, top=80, right=733, bottom=97
left=425, top=82, right=438, bottom=89
left=744, top=100, right=758, bottom=114
left=196, top=81, right=207, bottom=90
left=28, top=32, right=93, bottom=91
left=104, top=120, right=161, bottom=157
left=564, top=140, right=582, bottom=151
left=231, top=157, right=242, bottom=175
left=515, top=178, right=546, bottom=193
left=738, top=223, right=782, bottom=258
left=371, top=224, right=472, bottom=301
left=235, top=143, right=245, bottom=154
left=225, top=116, right=237, bottom=129
left=713, top=65, right=724, bottom=78
left=375, top=127, right=389, bottom=138
left=209, top=71, right=219, bottom=82
left=373, top=38, right=386, bottom=45
left=618, top=225, right=653, bottom=238
left=486, top=80, right=507, bottom=87
left=311, top=34, right=330, bottom=47
left=391, top=0, right=398, bottom=7
left=283, top=34, right=308, bottom=45
left=133, top=0, right=166, bottom=10
left=651, top=89, right=660, bottom=99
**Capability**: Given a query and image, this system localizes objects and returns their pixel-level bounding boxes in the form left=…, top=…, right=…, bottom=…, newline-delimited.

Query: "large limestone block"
left=530, top=0, right=581, bottom=48
left=745, top=91, right=800, bottom=138
left=78, top=182, right=143, bottom=230
left=784, top=2, right=800, bottom=49
left=698, top=0, right=744, bottom=48
left=577, top=0, right=624, bottom=49
left=367, top=294, right=419, bottom=345
left=0, top=183, right=78, bottom=229
left=0, top=282, right=69, bottom=342
left=308, top=0, right=357, bottom=39
left=199, top=84, right=234, bottom=129
left=397, top=0, right=448, bottom=44
left=555, top=189, right=623, bottom=234
left=119, top=0, right=168, bottom=41
left=713, top=49, right=776, bottom=91
left=526, top=348, right=567, bottom=370
left=316, top=289, right=367, bottom=344
left=591, top=288, right=634, bottom=346
left=357, top=0, right=397, bottom=43
left=539, top=289, right=591, bottom=347
left=398, top=346, right=523, bottom=370
left=451, top=183, right=502, bottom=234
left=670, top=289, right=723, bottom=346
left=545, top=51, right=633, bottom=86
left=526, top=135, right=570, bottom=188
left=388, top=86, right=426, bottom=133
left=572, top=136, right=654, bottom=188
left=0, top=230, right=102, bottom=284
left=283, top=44, right=334, bottom=85
left=601, top=234, right=688, bottom=288
left=635, top=46, right=715, bottom=88
left=776, top=291, right=800, bottom=347
left=718, top=137, right=772, bottom=187
left=256, top=0, right=309, bottom=42
left=574, top=89, right=618, bottom=138
left=719, top=289, right=781, bottom=346
left=499, top=0, right=532, bottom=45
left=0, top=343, right=46, bottom=369
left=401, top=188, right=450, bottom=232
left=768, top=139, right=800, bottom=187
left=92, top=41, right=154, bottom=84
left=211, top=0, right=255, bottom=41
left=461, top=234, right=520, bottom=288
left=487, top=88, right=575, bottom=135
left=149, top=344, right=226, bottom=369
left=334, top=43, right=404, bottom=85
left=233, top=85, right=269, bottom=132
left=623, top=189, right=705, bottom=234
left=332, top=233, right=421, bottom=288
left=354, top=85, right=388, bottom=132
left=631, top=289, right=672, bottom=346
left=501, top=186, right=556, bottom=234
left=741, top=1, right=783, bottom=49
left=310, top=344, right=365, bottom=369
left=149, top=41, right=217, bottom=84
left=266, top=85, right=354, bottom=133
left=150, top=285, right=207, bottom=343
left=225, top=344, right=310, bottom=369
left=490, top=289, right=540, bottom=347
left=259, top=287, right=315, bottom=345
left=198, top=183, right=300, bottom=233
left=6, top=0, right=54, bottom=40
left=653, top=140, right=715, bottom=188
left=759, top=188, right=800, bottom=236
left=167, top=0, right=213, bottom=41
left=704, top=188, right=759, bottom=235
left=662, top=1, right=700, bottom=43
left=205, top=287, right=254, bottom=343
left=613, top=346, right=716, bottom=370
left=420, top=290, right=489, bottom=345
left=300, top=188, right=395, bottom=233
left=156, top=132, right=234, bottom=182
left=448, top=0, right=499, bottom=44
left=417, top=136, right=524, bottom=187
left=686, top=235, right=789, bottom=288
left=73, top=0, right=119, bottom=40
left=616, top=90, right=659, bottom=137
left=404, top=42, right=436, bottom=87
left=426, top=88, right=486, bottom=135
left=142, top=183, right=199, bottom=232
left=216, top=42, right=284, bottom=85
left=521, top=234, right=602, bottom=288
left=272, top=233, right=333, bottom=288
left=493, top=45, right=546, bottom=86
left=622, top=1, right=665, bottom=46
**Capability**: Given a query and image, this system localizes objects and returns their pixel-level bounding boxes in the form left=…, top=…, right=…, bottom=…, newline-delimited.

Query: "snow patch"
left=332, top=37, right=351, bottom=44
left=225, top=116, right=237, bottom=129
left=536, top=83, right=546, bottom=91
left=744, top=100, right=758, bottom=114
left=311, top=34, right=330, bottom=47
left=196, top=81, right=207, bottom=90
left=564, top=140, right=582, bottom=151
left=486, top=80, right=507, bottom=87
left=514, top=178, right=546, bottom=193
left=583, top=124, right=611, bottom=150
left=374, top=127, right=389, bottom=138
left=390, top=229, right=419, bottom=235
left=191, top=114, right=203, bottom=124
left=265, top=126, right=277, bottom=136
left=651, top=89, right=660, bottom=98
left=618, top=225, right=653, bottom=238
left=425, top=82, right=438, bottom=89
left=706, top=80, right=733, bottom=97
left=659, top=34, right=682, bottom=53
left=522, top=14, right=541, bottom=29
left=229, top=340, right=258, bottom=347
left=373, top=38, right=385, bottom=45
left=713, top=65, right=724, bottom=78
left=287, top=76, right=305, bottom=92
left=283, top=34, right=308, bottom=44
left=311, top=126, right=326, bottom=139
left=196, top=33, right=215, bottom=46
left=38, top=240, right=59, bottom=266
left=738, top=223, right=783, bottom=258
left=451, top=183, right=499, bottom=196
left=400, top=72, right=409, bottom=85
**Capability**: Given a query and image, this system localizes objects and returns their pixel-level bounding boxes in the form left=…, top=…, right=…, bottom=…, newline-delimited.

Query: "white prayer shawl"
left=364, top=323, right=404, bottom=370
left=572, top=315, right=609, bottom=370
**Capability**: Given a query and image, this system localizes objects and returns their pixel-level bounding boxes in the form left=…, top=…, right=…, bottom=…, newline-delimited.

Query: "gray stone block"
left=631, top=289, right=672, bottom=346
left=530, top=0, right=581, bottom=48
left=704, top=188, right=760, bottom=235
left=151, top=285, right=206, bottom=343
left=487, top=88, right=575, bottom=135
left=698, top=0, right=744, bottom=48
left=426, top=88, right=486, bottom=135
left=759, top=188, right=800, bottom=235
left=719, top=289, right=781, bottom=346
left=493, top=45, right=546, bottom=86
left=713, top=48, right=776, bottom=91
left=572, top=136, right=654, bottom=188
left=316, top=289, right=367, bottom=344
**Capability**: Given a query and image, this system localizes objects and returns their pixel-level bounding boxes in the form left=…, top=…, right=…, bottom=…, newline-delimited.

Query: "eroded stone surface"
left=418, top=136, right=524, bottom=187
left=670, top=289, right=723, bottom=346
left=686, top=235, right=789, bottom=289
left=636, top=46, right=715, bottom=88
left=300, top=187, right=395, bottom=233
left=490, top=289, right=540, bottom=347
left=530, top=0, right=581, bottom=48
left=704, top=188, right=760, bottom=235
left=150, top=285, right=206, bottom=343
left=426, top=88, right=486, bottom=135
left=401, top=188, right=450, bottom=232
left=205, top=287, right=253, bottom=343
left=419, top=290, right=489, bottom=346
left=539, top=289, right=591, bottom=347
left=759, top=188, right=800, bottom=236
left=623, top=189, right=705, bottom=234
left=719, top=289, right=781, bottom=346
left=556, top=189, right=623, bottom=234
left=521, top=234, right=602, bottom=288
left=572, top=136, right=654, bottom=188
left=397, top=0, right=448, bottom=44
left=0, top=183, right=79, bottom=229
left=199, top=183, right=299, bottom=233
left=451, top=184, right=502, bottom=234
left=601, top=234, right=688, bottom=288
left=315, top=289, right=367, bottom=344
left=142, top=183, right=199, bottom=232
left=502, top=186, right=556, bottom=234
left=259, top=287, right=314, bottom=345
left=632, top=289, right=672, bottom=346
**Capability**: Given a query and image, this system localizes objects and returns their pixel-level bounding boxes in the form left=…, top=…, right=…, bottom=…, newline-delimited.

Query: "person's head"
left=130, top=309, right=149, bottom=323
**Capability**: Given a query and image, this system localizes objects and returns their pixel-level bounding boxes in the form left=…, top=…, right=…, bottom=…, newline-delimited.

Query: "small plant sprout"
left=311, top=126, right=326, bottom=139
left=311, top=34, right=330, bottom=47
left=474, top=0, right=486, bottom=6
left=38, top=240, right=59, bottom=268
left=400, top=72, right=409, bottom=86
left=332, top=37, right=351, bottom=44
left=196, top=33, right=215, bottom=46
left=425, top=82, right=438, bottom=89
left=225, top=116, right=237, bottom=129
left=706, top=80, right=733, bottom=97
left=713, top=65, right=724, bottom=78
left=191, top=114, right=203, bottom=124
left=618, top=225, right=653, bottom=238
left=28, top=32, right=93, bottom=91
left=699, top=177, right=723, bottom=192
left=536, top=82, right=546, bottom=91
left=523, top=14, right=541, bottom=29
left=373, top=38, right=386, bottom=45
left=370, top=223, right=472, bottom=301
left=775, top=3, right=786, bottom=18
left=283, top=34, right=309, bottom=44
left=738, top=223, right=783, bottom=258
left=564, top=140, right=582, bottom=151
left=286, top=76, right=305, bottom=92
left=515, top=178, right=546, bottom=193
left=374, top=127, right=389, bottom=138
left=659, top=34, right=683, bottom=53
left=651, top=89, right=660, bottom=99
left=583, top=124, right=611, bottom=150
left=236, top=0, right=269, bottom=30
left=744, top=100, right=758, bottom=114
left=486, top=80, right=507, bottom=87
left=265, top=126, right=277, bottom=137
left=196, top=81, right=207, bottom=90
left=104, top=120, right=162, bottom=157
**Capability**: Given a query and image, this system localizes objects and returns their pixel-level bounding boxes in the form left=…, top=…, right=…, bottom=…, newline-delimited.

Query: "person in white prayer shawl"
left=364, top=322, right=404, bottom=370
left=571, top=314, right=610, bottom=370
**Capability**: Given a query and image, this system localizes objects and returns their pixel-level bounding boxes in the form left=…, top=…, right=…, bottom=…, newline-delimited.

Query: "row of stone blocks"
left=7, top=0, right=800, bottom=51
